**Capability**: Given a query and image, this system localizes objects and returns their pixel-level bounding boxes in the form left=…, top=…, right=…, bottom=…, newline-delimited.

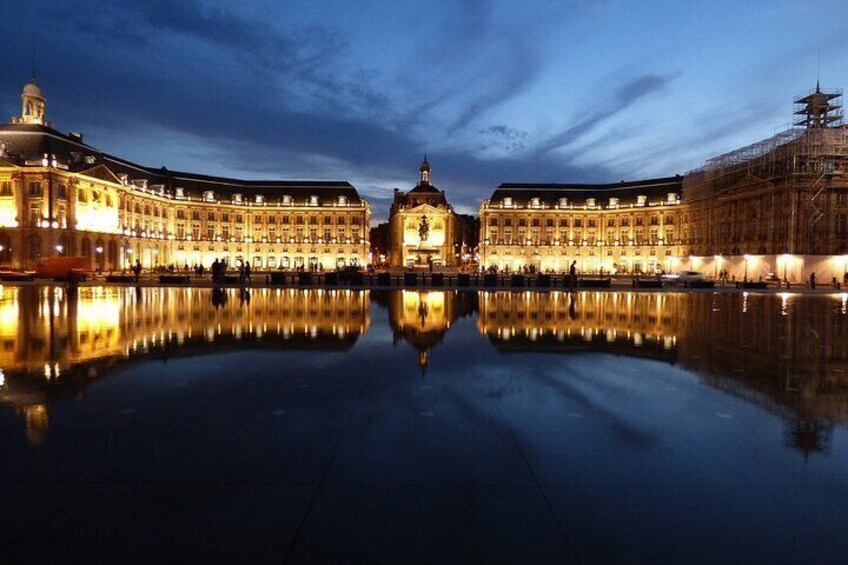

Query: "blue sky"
left=2, top=0, right=847, bottom=220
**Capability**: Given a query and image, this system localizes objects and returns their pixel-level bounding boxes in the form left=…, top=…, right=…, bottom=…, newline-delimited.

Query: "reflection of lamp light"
left=55, top=245, right=63, bottom=253
left=95, top=246, right=103, bottom=254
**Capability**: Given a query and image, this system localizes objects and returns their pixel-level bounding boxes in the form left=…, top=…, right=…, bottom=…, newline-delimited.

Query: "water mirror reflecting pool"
left=1, top=287, right=847, bottom=563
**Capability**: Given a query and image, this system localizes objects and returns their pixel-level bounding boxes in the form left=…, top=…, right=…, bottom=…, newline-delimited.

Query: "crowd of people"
left=114, top=258, right=848, bottom=291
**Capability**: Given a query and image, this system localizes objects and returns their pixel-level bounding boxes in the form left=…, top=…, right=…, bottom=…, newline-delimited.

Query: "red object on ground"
left=34, top=257, right=92, bottom=278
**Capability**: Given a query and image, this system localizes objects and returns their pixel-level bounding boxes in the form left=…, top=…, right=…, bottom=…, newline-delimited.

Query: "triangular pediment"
left=404, top=203, right=449, bottom=215
left=78, top=164, right=124, bottom=185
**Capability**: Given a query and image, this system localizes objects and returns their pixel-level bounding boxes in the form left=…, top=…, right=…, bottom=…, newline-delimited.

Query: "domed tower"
left=387, top=157, right=462, bottom=268
left=419, top=157, right=431, bottom=185
left=19, top=78, right=46, bottom=125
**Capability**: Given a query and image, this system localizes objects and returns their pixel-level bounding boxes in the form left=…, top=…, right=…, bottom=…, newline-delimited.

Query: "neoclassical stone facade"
left=387, top=159, right=465, bottom=268
left=0, top=80, right=371, bottom=271
left=478, top=177, right=684, bottom=274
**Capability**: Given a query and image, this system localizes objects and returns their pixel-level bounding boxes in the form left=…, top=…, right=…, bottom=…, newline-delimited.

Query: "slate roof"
left=488, top=176, right=683, bottom=207
left=0, top=123, right=361, bottom=204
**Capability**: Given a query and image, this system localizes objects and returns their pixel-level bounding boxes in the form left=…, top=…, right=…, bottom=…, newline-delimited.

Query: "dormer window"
left=255, top=195, right=264, bottom=204
left=530, top=197, right=541, bottom=208
left=586, top=198, right=596, bottom=207
left=338, top=195, right=347, bottom=205
left=609, top=197, right=619, bottom=207
left=503, top=197, right=513, bottom=207
left=309, top=195, right=319, bottom=206
left=282, top=195, right=292, bottom=205
left=175, top=187, right=185, bottom=199
left=637, top=195, right=647, bottom=206
left=203, top=191, right=215, bottom=202
left=233, top=193, right=243, bottom=204
left=558, top=197, right=568, bottom=208
left=667, top=192, right=678, bottom=203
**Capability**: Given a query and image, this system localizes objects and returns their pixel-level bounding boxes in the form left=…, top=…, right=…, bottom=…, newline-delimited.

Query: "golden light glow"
left=0, top=199, right=18, bottom=228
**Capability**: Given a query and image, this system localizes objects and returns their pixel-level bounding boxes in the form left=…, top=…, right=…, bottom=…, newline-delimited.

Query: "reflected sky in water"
left=2, top=287, right=848, bottom=562
left=1, top=286, right=846, bottom=457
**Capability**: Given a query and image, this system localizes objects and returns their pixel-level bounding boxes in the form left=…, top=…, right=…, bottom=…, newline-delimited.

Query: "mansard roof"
left=489, top=176, right=683, bottom=207
left=0, top=123, right=362, bottom=204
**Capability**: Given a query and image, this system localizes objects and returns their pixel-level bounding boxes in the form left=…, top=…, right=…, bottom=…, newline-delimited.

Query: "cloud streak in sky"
left=1, top=0, right=844, bottom=219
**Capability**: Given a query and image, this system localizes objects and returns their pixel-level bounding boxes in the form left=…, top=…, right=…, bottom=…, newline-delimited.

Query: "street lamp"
left=743, top=254, right=752, bottom=282
left=780, top=254, right=792, bottom=283
left=55, top=244, right=63, bottom=255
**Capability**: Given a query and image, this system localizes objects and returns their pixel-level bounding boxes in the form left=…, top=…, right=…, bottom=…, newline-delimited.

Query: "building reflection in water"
left=0, top=286, right=370, bottom=445
left=479, top=290, right=848, bottom=458
left=0, top=286, right=845, bottom=456
left=375, top=290, right=477, bottom=373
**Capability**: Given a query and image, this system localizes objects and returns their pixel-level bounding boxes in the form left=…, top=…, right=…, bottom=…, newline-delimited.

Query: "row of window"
left=486, top=215, right=675, bottom=228
left=484, top=234, right=676, bottom=246
left=497, top=194, right=679, bottom=208
left=170, top=224, right=361, bottom=241
left=168, top=210, right=358, bottom=225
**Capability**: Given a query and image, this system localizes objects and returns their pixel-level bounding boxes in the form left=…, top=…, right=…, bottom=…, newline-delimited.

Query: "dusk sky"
left=2, top=0, right=847, bottom=221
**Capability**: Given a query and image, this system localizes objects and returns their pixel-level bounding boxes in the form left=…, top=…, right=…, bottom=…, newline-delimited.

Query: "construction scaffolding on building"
left=684, top=85, right=848, bottom=257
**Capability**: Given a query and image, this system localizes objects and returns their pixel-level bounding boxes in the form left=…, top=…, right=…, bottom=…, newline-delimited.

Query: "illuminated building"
left=387, top=159, right=473, bottom=268
left=682, top=85, right=848, bottom=281
left=0, top=79, right=371, bottom=270
left=478, top=177, right=684, bottom=274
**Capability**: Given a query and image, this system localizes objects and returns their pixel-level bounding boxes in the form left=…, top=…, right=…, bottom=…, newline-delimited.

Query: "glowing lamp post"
left=95, top=246, right=104, bottom=272
left=743, top=254, right=752, bottom=281
left=55, top=244, right=63, bottom=256
left=780, top=254, right=792, bottom=283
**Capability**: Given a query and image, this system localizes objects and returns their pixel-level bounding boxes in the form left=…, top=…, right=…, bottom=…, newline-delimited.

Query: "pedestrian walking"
left=132, top=260, right=142, bottom=283
left=569, top=260, right=577, bottom=289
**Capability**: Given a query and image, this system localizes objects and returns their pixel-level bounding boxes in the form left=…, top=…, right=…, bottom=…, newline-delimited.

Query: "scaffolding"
left=684, top=86, right=848, bottom=256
